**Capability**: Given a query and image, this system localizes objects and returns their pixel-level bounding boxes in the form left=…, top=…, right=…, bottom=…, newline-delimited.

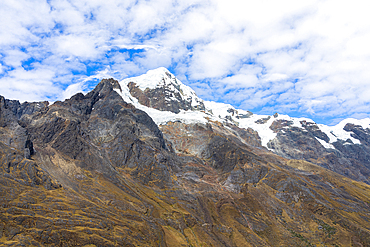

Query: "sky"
left=1, top=0, right=370, bottom=125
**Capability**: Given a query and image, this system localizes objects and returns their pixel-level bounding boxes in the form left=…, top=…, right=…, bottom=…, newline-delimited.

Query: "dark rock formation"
left=0, top=96, right=60, bottom=190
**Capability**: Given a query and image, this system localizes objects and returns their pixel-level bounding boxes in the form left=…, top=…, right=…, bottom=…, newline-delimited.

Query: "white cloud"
left=82, top=67, right=117, bottom=83
left=3, top=49, right=30, bottom=67
left=60, top=81, right=85, bottom=100
left=0, top=0, right=370, bottom=123
left=219, top=64, right=262, bottom=88
left=0, top=0, right=53, bottom=46
left=55, top=35, right=100, bottom=58
left=113, top=44, right=159, bottom=51
left=0, top=67, right=57, bottom=102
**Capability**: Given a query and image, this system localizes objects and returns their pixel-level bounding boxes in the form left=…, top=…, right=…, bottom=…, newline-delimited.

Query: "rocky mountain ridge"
left=0, top=69, right=370, bottom=246
left=119, top=67, right=370, bottom=185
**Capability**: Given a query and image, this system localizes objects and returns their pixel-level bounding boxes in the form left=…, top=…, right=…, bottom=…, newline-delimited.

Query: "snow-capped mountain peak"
left=120, top=68, right=204, bottom=113
left=121, top=67, right=172, bottom=91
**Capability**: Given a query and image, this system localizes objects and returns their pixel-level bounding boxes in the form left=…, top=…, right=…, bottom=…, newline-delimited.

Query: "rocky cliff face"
left=1, top=69, right=370, bottom=246
left=267, top=118, right=370, bottom=184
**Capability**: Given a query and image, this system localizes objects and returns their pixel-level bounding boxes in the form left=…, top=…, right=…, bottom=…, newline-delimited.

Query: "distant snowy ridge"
left=116, top=67, right=370, bottom=150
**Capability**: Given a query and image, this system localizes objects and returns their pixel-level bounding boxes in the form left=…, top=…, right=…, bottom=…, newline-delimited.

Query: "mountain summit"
left=1, top=68, right=370, bottom=246
left=122, top=67, right=205, bottom=113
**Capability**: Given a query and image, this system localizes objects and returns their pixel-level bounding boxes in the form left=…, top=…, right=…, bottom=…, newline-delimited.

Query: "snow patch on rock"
left=114, top=84, right=209, bottom=125
left=317, top=118, right=370, bottom=145
left=315, top=137, right=336, bottom=149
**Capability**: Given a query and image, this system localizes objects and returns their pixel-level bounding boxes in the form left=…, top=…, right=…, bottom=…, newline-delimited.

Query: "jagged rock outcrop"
left=268, top=119, right=370, bottom=184
left=0, top=96, right=59, bottom=189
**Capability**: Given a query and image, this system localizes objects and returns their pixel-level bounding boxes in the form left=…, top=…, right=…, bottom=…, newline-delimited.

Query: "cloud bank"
left=1, top=0, right=370, bottom=124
